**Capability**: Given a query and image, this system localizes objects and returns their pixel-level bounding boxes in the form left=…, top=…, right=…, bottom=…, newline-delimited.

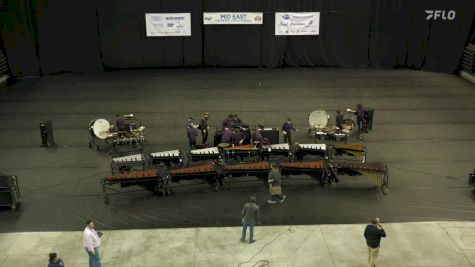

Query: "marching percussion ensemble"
left=91, top=108, right=386, bottom=202
left=88, top=115, right=145, bottom=153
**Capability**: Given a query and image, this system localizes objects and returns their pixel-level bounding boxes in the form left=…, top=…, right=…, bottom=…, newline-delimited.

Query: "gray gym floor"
left=0, top=68, right=474, bottom=232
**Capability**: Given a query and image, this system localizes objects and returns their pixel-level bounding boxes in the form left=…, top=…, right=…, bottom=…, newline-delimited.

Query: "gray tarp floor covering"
left=0, top=68, right=474, bottom=232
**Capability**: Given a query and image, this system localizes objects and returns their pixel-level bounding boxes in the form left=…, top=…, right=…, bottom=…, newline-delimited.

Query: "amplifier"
left=39, top=120, right=54, bottom=147
left=0, top=175, right=20, bottom=209
left=261, top=128, right=279, bottom=144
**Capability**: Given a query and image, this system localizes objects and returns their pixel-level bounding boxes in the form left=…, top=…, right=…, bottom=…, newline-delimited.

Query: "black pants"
left=357, top=116, right=365, bottom=135
left=283, top=132, right=292, bottom=146
left=189, top=139, right=196, bottom=150
left=200, top=129, right=208, bottom=144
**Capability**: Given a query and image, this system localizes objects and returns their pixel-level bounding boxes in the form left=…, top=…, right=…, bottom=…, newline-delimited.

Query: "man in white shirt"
left=83, top=219, right=102, bottom=267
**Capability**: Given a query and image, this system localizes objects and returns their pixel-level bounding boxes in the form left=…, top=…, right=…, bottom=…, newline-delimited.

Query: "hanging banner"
left=145, top=13, right=191, bottom=37
left=275, top=12, right=320, bottom=36
left=203, top=12, right=263, bottom=25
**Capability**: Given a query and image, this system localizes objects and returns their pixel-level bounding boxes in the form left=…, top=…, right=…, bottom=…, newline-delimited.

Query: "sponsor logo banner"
left=425, top=10, right=456, bottom=21
left=275, top=12, right=320, bottom=36
left=145, top=13, right=191, bottom=36
left=203, top=12, right=263, bottom=25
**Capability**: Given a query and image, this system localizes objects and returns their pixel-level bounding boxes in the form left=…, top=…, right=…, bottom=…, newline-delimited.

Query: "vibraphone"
left=149, top=150, right=182, bottom=167
left=333, top=161, right=389, bottom=194
left=332, top=144, right=367, bottom=162
left=279, top=161, right=330, bottom=186
left=111, top=153, right=146, bottom=174
left=102, top=168, right=172, bottom=203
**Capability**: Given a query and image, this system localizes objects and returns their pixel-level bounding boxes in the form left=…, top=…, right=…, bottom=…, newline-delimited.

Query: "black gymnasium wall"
left=0, top=0, right=474, bottom=76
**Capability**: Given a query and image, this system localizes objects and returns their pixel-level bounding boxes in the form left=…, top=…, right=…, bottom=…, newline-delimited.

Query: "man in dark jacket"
left=267, top=163, right=285, bottom=204
left=241, top=195, right=261, bottom=243
left=364, top=217, right=386, bottom=267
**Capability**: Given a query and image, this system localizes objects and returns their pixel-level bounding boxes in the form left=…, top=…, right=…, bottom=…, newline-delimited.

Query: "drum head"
left=308, top=109, right=329, bottom=127
left=218, top=143, right=230, bottom=148
left=92, top=118, right=111, bottom=139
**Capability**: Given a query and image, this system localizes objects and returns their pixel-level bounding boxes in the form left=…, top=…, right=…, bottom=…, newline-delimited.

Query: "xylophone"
left=102, top=168, right=172, bottom=203
left=169, top=162, right=225, bottom=190
left=223, top=144, right=259, bottom=161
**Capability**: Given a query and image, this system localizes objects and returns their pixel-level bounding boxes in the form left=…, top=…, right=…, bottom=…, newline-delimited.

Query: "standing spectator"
left=241, top=195, right=261, bottom=244
left=186, top=117, right=198, bottom=150
left=282, top=117, right=298, bottom=146
left=364, top=217, right=386, bottom=267
left=267, top=163, right=285, bottom=204
left=83, top=219, right=102, bottom=267
left=48, top=252, right=64, bottom=267
left=198, top=112, right=210, bottom=145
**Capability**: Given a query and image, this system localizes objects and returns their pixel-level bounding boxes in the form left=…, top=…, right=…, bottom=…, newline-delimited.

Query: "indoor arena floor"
left=0, top=68, right=474, bottom=233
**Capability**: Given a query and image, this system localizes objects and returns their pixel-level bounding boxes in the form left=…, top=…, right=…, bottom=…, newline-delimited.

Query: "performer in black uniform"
left=198, top=112, right=210, bottom=145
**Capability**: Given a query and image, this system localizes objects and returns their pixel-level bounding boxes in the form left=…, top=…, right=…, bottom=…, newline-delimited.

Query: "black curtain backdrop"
left=33, top=0, right=102, bottom=74
left=0, top=0, right=474, bottom=76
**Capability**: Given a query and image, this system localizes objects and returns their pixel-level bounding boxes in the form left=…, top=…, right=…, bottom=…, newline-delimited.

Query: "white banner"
left=145, top=13, right=191, bottom=37
left=203, top=12, right=263, bottom=25
left=275, top=12, right=320, bottom=36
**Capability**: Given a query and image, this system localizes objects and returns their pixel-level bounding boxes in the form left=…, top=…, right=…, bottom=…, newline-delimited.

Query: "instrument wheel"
left=381, top=185, right=389, bottom=195
left=103, top=196, right=110, bottom=204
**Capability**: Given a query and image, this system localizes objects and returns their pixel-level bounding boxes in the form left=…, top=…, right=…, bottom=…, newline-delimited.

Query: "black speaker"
left=39, top=120, right=54, bottom=147
left=261, top=128, right=279, bottom=144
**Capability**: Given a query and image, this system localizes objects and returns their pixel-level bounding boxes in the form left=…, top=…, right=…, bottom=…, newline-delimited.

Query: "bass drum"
left=89, top=118, right=111, bottom=139
left=308, top=109, right=329, bottom=128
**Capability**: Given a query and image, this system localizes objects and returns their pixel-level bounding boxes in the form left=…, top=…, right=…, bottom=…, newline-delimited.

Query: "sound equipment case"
left=0, top=175, right=20, bottom=210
